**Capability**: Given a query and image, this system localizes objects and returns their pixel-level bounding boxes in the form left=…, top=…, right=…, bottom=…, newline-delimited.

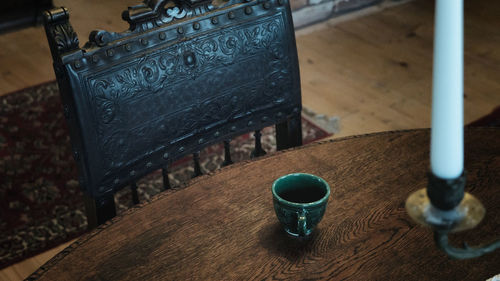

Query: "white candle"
left=430, top=0, right=464, bottom=179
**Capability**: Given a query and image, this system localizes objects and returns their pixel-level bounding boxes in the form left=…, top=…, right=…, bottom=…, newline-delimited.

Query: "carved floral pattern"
left=83, top=15, right=295, bottom=181
left=52, top=23, right=79, bottom=52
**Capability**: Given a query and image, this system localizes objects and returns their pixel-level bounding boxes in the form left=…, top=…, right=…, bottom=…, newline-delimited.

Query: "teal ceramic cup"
left=272, top=173, right=330, bottom=237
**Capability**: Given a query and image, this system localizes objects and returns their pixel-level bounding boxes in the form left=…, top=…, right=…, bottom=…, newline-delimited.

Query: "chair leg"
left=288, top=113, right=303, bottom=148
left=276, top=121, right=289, bottom=150
left=276, top=113, right=303, bottom=151
left=84, top=193, right=116, bottom=229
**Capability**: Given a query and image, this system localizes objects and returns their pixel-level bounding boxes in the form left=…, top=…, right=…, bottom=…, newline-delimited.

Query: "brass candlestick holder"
left=405, top=172, right=500, bottom=259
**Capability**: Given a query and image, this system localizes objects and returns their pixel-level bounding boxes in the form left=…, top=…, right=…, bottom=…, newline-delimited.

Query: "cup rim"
left=272, top=173, right=330, bottom=207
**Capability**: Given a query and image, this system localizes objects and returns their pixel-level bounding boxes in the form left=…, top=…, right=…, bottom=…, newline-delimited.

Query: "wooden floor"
left=1, top=0, right=500, bottom=279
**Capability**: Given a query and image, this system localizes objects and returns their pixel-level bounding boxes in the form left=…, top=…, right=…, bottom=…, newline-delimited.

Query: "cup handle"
left=297, top=209, right=307, bottom=237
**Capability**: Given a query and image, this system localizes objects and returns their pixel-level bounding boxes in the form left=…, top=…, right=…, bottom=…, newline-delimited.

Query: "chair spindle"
left=222, top=140, right=233, bottom=166
left=251, top=130, right=267, bottom=158
left=162, top=166, right=171, bottom=190
left=130, top=183, right=140, bottom=205
left=193, top=152, right=202, bottom=177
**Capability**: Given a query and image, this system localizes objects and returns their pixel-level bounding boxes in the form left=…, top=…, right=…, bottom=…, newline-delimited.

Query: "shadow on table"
left=258, top=223, right=321, bottom=261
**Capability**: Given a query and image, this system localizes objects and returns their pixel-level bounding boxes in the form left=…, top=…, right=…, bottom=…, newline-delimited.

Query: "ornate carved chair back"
left=43, top=0, right=302, bottom=228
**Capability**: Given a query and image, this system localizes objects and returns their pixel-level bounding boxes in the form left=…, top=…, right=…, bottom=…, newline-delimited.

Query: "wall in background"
left=290, top=0, right=383, bottom=28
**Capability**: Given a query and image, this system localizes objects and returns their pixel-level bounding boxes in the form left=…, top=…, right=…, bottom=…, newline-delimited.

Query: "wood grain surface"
left=2, top=1, right=500, bottom=279
left=28, top=128, right=500, bottom=281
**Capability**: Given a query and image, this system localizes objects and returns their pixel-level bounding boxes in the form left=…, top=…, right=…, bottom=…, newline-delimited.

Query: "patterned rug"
left=0, top=82, right=332, bottom=268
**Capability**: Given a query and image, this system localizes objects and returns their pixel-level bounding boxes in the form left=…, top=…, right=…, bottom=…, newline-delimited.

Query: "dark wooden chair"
left=43, top=0, right=302, bottom=228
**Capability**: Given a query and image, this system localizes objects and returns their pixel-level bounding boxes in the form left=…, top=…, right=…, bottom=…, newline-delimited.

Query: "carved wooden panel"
left=46, top=0, right=300, bottom=197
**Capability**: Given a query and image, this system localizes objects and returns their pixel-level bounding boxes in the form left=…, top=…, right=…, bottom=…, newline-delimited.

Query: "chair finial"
left=43, top=7, right=80, bottom=60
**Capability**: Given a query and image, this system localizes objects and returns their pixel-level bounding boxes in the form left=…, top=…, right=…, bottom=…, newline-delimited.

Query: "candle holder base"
left=405, top=188, right=485, bottom=233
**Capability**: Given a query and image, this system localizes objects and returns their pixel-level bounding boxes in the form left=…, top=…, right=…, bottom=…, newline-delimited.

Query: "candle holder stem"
left=434, top=231, right=500, bottom=260
left=405, top=171, right=500, bottom=259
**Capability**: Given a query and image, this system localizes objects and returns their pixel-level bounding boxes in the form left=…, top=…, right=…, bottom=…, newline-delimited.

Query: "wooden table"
left=29, top=129, right=500, bottom=280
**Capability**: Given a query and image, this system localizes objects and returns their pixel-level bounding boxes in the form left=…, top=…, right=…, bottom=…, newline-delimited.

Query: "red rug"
left=0, top=82, right=332, bottom=268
